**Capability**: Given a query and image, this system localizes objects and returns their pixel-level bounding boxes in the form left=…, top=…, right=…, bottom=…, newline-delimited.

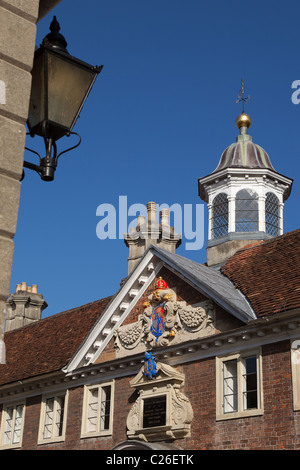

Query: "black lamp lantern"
left=24, top=16, right=103, bottom=181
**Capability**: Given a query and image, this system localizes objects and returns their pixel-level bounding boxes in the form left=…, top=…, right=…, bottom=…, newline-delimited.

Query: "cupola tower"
left=198, top=107, right=293, bottom=267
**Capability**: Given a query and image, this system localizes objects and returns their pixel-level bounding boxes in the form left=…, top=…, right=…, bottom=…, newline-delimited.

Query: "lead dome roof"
left=214, top=113, right=275, bottom=173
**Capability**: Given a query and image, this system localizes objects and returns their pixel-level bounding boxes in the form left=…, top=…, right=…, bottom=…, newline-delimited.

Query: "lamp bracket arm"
left=56, top=131, right=81, bottom=160
left=24, top=145, right=42, bottom=162
left=21, top=160, right=42, bottom=181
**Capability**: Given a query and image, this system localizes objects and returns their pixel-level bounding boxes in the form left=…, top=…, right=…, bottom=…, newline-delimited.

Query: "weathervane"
left=236, top=78, right=250, bottom=113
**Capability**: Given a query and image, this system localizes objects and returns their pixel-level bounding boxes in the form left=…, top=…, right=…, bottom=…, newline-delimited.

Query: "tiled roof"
left=221, top=229, right=300, bottom=317
left=149, top=246, right=256, bottom=321
left=1, top=229, right=299, bottom=387
left=0, top=296, right=111, bottom=386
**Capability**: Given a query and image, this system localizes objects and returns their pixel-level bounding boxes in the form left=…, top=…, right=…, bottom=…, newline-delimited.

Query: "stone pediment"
left=114, top=279, right=216, bottom=358
left=130, top=355, right=185, bottom=390
left=63, top=245, right=255, bottom=375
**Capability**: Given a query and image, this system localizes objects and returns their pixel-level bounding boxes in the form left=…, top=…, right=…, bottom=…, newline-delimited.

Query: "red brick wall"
left=22, top=395, right=40, bottom=449
left=178, top=340, right=300, bottom=450
left=1, top=339, right=300, bottom=450
left=11, top=377, right=133, bottom=450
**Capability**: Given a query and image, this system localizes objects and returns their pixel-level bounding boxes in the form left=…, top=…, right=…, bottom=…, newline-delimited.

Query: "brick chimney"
left=5, top=283, right=48, bottom=332
left=124, top=202, right=181, bottom=274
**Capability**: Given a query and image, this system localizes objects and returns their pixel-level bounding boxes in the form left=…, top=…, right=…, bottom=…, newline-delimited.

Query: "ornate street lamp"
left=23, top=16, right=103, bottom=181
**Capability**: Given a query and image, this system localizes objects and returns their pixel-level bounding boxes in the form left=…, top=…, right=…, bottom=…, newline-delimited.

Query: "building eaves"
left=148, top=245, right=256, bottom=322
left=221, top=228, right=300, bottom=317
left=0, top=296, right=112, bottom=387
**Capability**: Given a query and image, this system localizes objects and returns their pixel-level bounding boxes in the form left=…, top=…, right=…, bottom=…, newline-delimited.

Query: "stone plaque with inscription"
left=143, top=395, right=166, bottom=428
left=127, top=361, right=193, bottom=441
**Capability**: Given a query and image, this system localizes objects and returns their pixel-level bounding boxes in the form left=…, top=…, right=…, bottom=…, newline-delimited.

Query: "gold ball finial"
left=236, top=112, right=252, bottom=130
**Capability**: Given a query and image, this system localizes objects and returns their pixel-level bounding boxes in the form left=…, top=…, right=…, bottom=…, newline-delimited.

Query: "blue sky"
left=11, top=0, right=300, bottom=317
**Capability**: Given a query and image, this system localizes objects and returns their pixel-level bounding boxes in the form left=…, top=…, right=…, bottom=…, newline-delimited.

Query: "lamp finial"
left=49, top=16, right=60, bottom=34
left=43, top=16, right=68, bottom=51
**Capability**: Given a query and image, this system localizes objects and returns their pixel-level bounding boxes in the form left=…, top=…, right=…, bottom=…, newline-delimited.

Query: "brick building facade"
left=1, top=113, right=300, bottom=451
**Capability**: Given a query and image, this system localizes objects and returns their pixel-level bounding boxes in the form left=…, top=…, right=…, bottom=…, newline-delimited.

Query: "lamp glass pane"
left=47, top=53, right=96, bottom=130
left=28, top=54, right=45, bottom=131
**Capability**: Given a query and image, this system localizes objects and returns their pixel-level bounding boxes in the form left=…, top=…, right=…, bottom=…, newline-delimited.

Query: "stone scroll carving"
left=114, top=277, right=215, bottom=357
left=126, top=358, right=193, bottom=442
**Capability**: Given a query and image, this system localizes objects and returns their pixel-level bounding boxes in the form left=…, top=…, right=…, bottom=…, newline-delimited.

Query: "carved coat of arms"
left=114, top=277, right=216, bottom=356
left=150, top=302, right=167, bottom=340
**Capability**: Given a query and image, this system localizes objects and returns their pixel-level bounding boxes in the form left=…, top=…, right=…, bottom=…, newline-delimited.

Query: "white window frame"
left=38, top=391, right=69, bottom=445
left=81, top=381, right=114, bottom=438
left=0, top=401, right=25, bottom=449
left=291, top=338, right=300, bottom=411
left=216, top=349, right=263, bottom=420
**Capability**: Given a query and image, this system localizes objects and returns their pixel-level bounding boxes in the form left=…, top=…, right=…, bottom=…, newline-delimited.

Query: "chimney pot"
left=137, top=215, right=145, bottom=226
left=124, top=201, right=182, bottom=274
left=147, top=201, right=157, bottom=222
left=160, top=209, right=170, bottom=226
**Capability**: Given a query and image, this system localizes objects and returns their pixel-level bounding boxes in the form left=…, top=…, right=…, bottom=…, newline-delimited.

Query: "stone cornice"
left=65, top=307, right=300, bottom=378
left=1, top=287, right=299, bottom=404
left=2, top=308, right=299, bottom=402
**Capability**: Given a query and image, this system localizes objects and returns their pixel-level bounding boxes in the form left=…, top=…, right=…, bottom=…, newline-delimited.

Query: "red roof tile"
left=0, top=296, right=111, bottom=386
left=1, top=229, right=300, bottom=386
left=221, top=229, right=300, bottom=317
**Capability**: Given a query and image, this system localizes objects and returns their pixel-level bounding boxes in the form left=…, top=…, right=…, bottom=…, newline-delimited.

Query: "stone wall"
left=0, top=0, right=61, bottom=361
